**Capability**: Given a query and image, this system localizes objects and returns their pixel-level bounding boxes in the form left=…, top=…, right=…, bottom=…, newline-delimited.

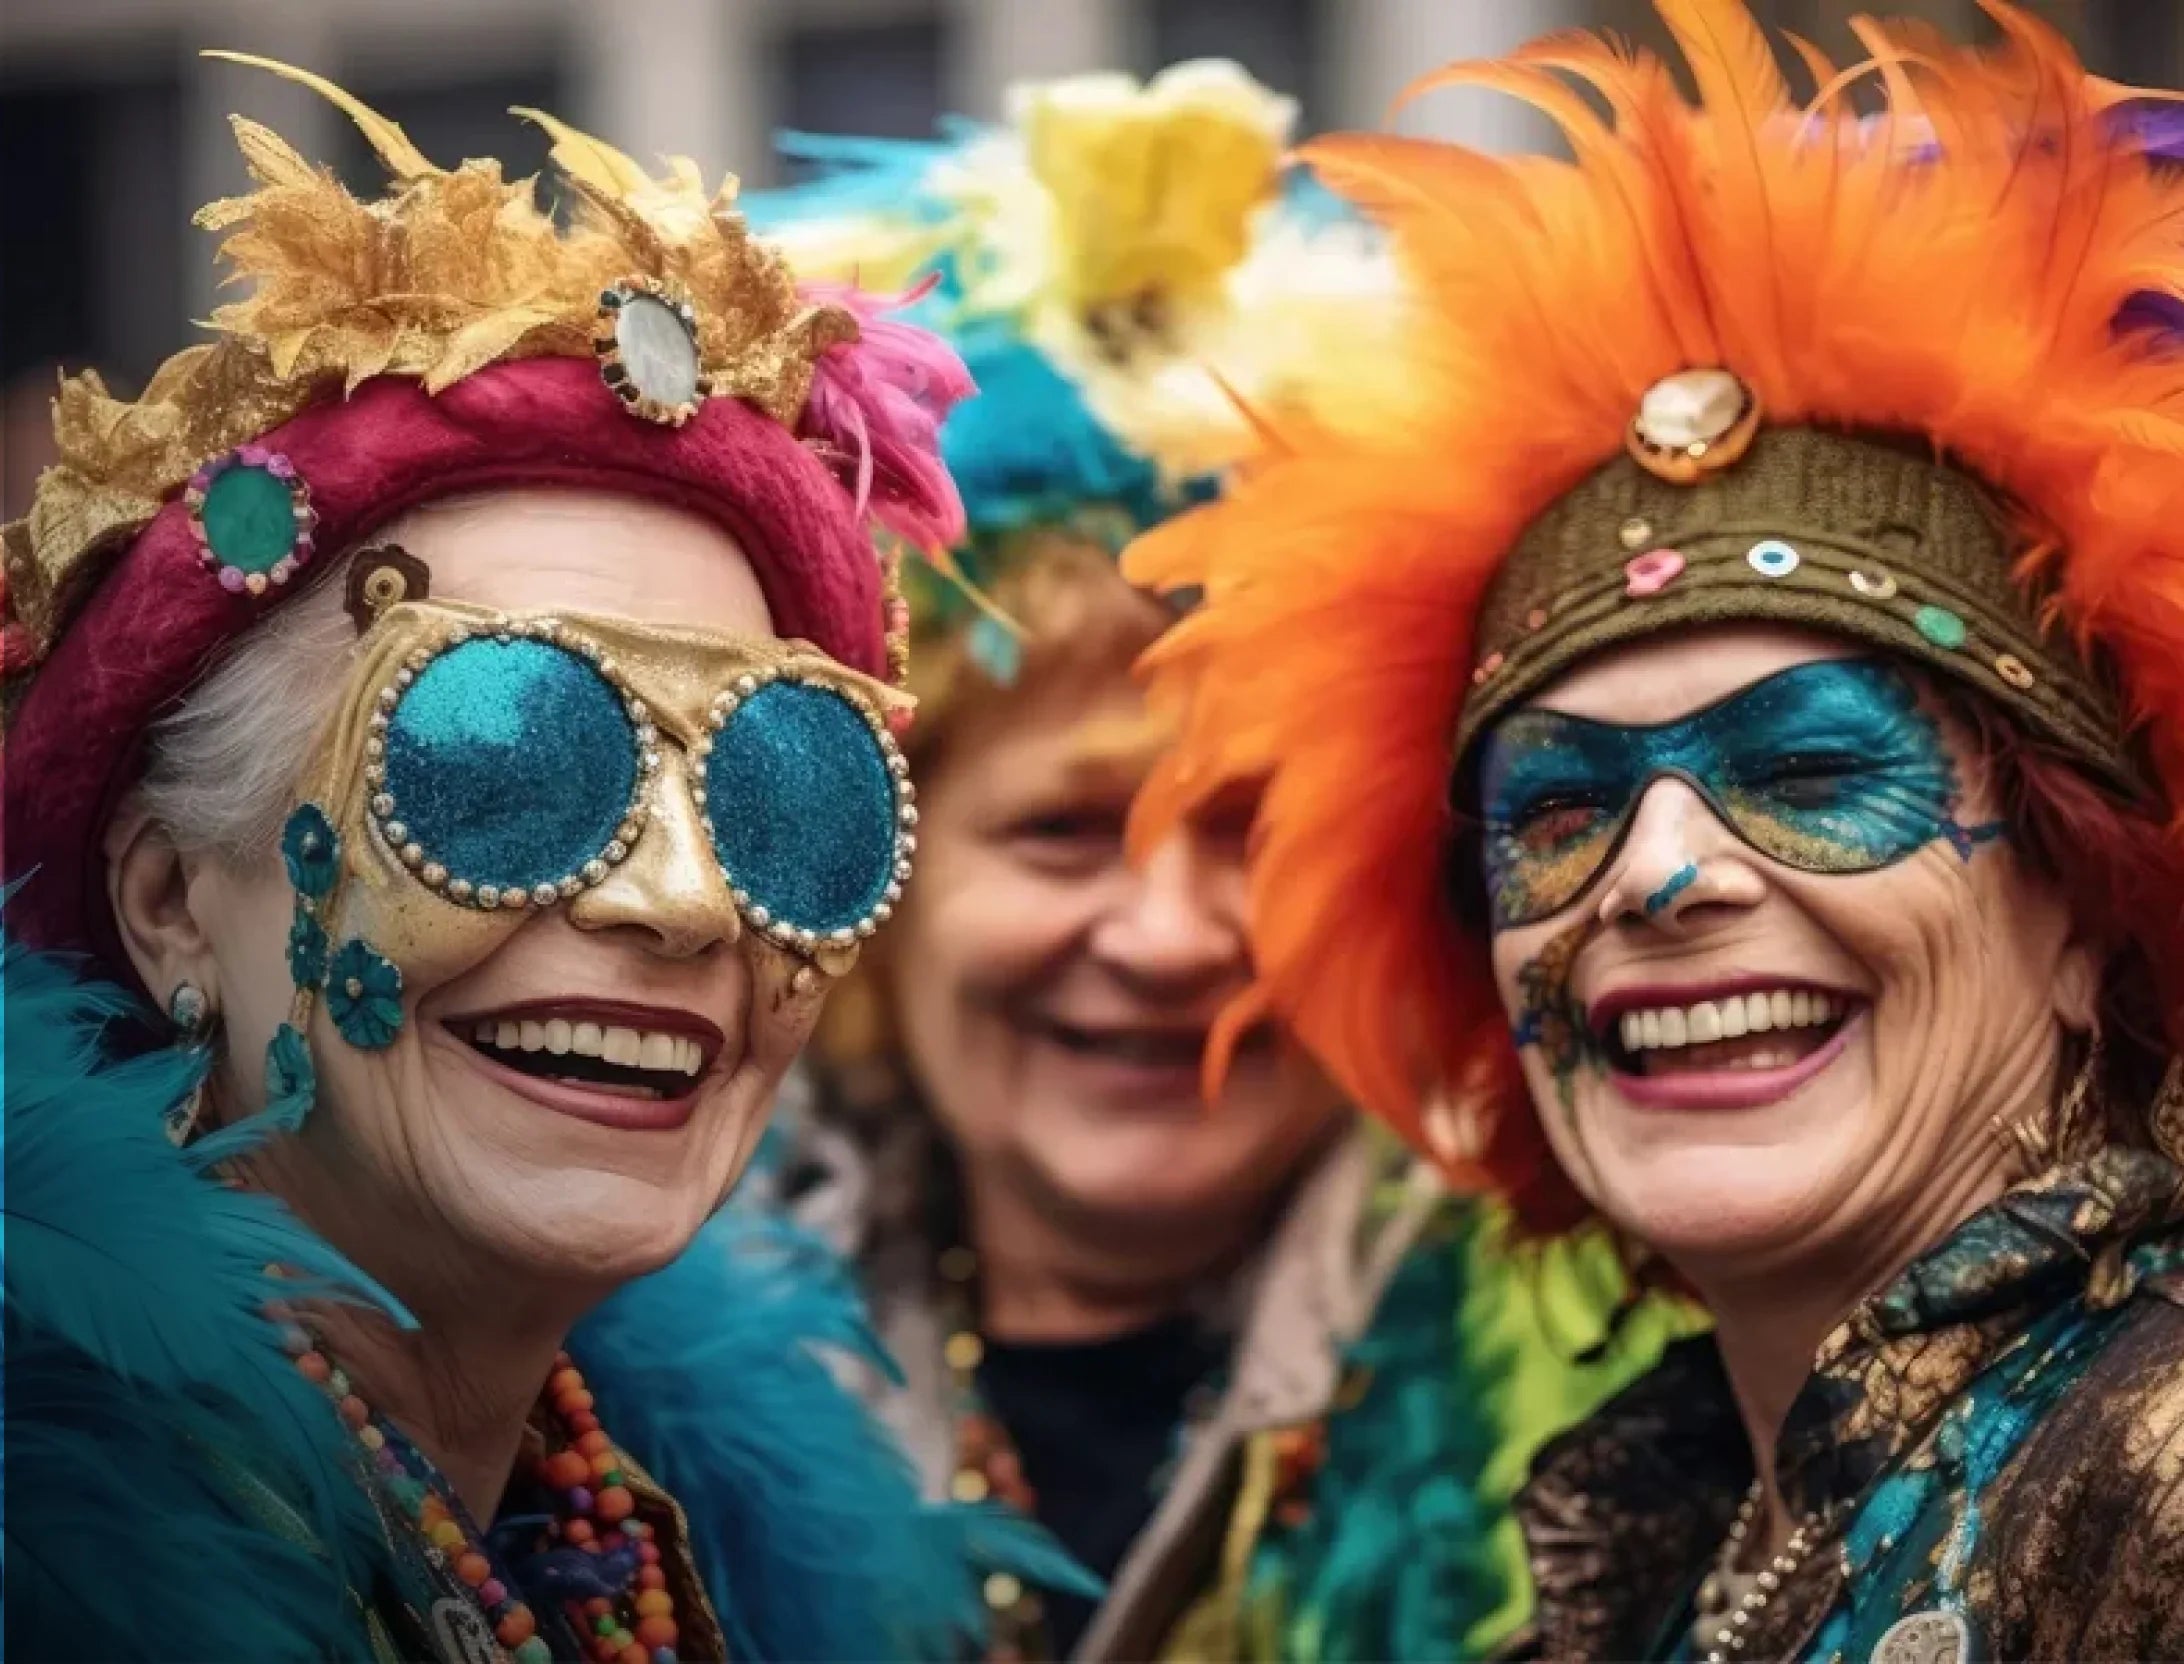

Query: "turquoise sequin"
left=385, top=639, right=637, bottom=892
left=704, top=683, right=896, bottom=934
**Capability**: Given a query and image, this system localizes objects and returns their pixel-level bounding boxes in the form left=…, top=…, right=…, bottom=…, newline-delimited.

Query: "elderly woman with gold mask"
left=1, top=60, right=1058, bottom=1664
left=1126, top=6, right=2184, bottom=1661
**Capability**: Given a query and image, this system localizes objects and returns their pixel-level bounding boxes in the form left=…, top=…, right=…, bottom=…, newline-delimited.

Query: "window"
left=1140, top=0, right=1321, bottom=130
left=780, top=18, right=947, bottom=157
left=2, top=74, right=184, bottom=390
left=334, top=68, right=565, bottom=210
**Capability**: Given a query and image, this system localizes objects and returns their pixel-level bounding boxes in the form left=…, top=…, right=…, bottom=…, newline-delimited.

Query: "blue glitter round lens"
left=704, top=682, right=896, bottom=935
left=383, top=638, right=638, bottom=893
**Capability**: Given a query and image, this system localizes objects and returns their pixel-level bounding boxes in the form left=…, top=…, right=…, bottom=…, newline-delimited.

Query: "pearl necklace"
left=1694, top=1482, right=1825, bottom=1664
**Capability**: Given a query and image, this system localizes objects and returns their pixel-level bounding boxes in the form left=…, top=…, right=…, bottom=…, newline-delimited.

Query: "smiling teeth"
left=1618, top=991, right=1841, bottom=1054
left=473, top=1019, right=704, bottom=1076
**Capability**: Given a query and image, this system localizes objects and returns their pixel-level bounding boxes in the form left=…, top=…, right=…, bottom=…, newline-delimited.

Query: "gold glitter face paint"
left=1511, top=911, right=1605, bottom=1115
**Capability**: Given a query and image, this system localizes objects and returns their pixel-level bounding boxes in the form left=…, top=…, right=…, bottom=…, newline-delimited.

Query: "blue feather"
left=573, top=1204, right=1097, bottom=1662
left=759, top=130, right=957, bottom=225
left=3, top=936, right=406, bottom=1660
left=749, top=124, right=1188, bottom=545
left=942, top=328, right=1169, bottom=538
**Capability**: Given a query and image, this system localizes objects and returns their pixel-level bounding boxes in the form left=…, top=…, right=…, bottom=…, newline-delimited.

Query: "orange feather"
left=1124, top=0, right=2184, bottom=1222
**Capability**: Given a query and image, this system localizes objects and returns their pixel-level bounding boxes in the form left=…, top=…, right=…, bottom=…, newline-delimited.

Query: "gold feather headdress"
left=3, top=53, right=859, bottom=662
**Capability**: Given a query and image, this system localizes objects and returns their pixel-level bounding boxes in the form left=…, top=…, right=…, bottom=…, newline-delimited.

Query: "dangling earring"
left=164, top=981, right=217, bottom=1148
left=1995, top=1033, right=2102, bottom=1178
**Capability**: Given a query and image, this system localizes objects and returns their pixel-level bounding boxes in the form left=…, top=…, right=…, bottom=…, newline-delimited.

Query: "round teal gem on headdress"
left=703, top=679, right=902, bottom=939
left=186, top=445, right=315, bottom=596
left=204, top=468, right=291, bottom=565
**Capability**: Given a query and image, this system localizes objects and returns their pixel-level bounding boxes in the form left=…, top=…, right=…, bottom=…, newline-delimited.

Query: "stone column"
left=1328, top=0, right=1586, bottom=147
left=948, top=0, right=1133, bottom=121
left=566, top=0, right=767, bottom=187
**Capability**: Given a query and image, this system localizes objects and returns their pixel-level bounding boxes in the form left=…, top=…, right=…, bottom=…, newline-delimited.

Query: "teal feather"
left=3, top=942, right=404, bottom=1389
left=749, top=132, right=1183, bottom=545
left=573, top=1203, right=1098, bottom=1662
left=3, top=936, right=407, bottom=1660
left=763, top=129, right=962, bottom=222
left=1239, top=1205, right=1507, bottom=1662
left=1233, top=1194, right=1685, bottom=1662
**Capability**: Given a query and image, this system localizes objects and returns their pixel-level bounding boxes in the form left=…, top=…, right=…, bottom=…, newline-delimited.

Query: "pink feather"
left=800, top=278, right=974, bottom=554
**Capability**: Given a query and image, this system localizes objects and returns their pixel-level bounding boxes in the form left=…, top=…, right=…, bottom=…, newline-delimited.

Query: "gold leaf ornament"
left=2, top=52, right=860, bottom=678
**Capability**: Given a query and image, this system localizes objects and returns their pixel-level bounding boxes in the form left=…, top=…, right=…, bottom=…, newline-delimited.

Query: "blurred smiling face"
left=1478, top=625, right=2098, bottom=1285
left=889, top=575, right=1345, bottom=1255
left=181, top=491, right=864, bottom=1292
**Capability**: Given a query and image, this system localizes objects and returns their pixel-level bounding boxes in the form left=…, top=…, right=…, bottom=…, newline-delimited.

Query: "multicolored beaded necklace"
left=288, top=1335, right=685, bottom=1664
left=937, top=1245, right=1050, bottom=1663
left=937, top=1245, right=1229, bottom=1664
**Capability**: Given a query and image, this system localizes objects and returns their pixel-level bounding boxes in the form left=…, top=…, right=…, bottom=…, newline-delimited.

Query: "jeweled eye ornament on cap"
left=1624, top=368, right=1761, bottom=484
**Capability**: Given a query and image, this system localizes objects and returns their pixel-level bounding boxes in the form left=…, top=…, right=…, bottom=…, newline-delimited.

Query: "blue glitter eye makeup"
left=694, top=668, right=914, bottom=954
left=371, top=618, right=655, bottom=910
left=1477, top=659, right=1986, bottom=929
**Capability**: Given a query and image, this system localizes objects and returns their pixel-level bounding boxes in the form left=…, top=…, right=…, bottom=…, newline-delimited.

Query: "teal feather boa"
left=1227, top=1194, right=1686, bottom=1662
left=1235, top=1206, right=1507, bottom=1662
left=574, top=1200, right=1099, bottom=1661
left=4, top=935, right=1085, bottom=1660
left=4, top=937, right=403, bottom=1661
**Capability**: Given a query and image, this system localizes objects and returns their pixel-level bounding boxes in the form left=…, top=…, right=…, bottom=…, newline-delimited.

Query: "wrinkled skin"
left=109, top=490, right=824, bottom=1304
left=1483, top=626, right=2099, bottom=1301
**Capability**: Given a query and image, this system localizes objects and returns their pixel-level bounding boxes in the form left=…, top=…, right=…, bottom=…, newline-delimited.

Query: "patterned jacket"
left=1508, top=1143, right=2184, bottom=1663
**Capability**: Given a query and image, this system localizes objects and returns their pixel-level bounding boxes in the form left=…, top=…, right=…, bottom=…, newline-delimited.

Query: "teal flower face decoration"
left=282, top=804, right=341, bottom=900
left=264, top=1023, right=317, bottom=1128
left=326, top=939, right=404, bottom=1050
left=286, top=905, right=329, bottom=988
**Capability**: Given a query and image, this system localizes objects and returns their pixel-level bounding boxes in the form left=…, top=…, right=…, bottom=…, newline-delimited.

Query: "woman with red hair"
left=1128, top=4, right=2184, bottom=1659
left=0, top=58, right=1069, bottom=1664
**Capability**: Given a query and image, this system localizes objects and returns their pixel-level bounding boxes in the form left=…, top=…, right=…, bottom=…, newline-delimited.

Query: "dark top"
left=979, top=1314, right=1225, bottom=1655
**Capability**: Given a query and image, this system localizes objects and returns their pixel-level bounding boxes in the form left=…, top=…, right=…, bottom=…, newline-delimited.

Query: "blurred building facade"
left=3, top=0, right=2176, bottom=514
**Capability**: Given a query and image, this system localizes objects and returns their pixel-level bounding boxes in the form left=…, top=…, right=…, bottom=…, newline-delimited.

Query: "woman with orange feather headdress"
left=1126, top=2, right=2184, bottom=1659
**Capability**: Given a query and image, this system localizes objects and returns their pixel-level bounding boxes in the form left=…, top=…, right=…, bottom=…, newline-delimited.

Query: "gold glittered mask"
left=277, top=571, right=917, bottom=1060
